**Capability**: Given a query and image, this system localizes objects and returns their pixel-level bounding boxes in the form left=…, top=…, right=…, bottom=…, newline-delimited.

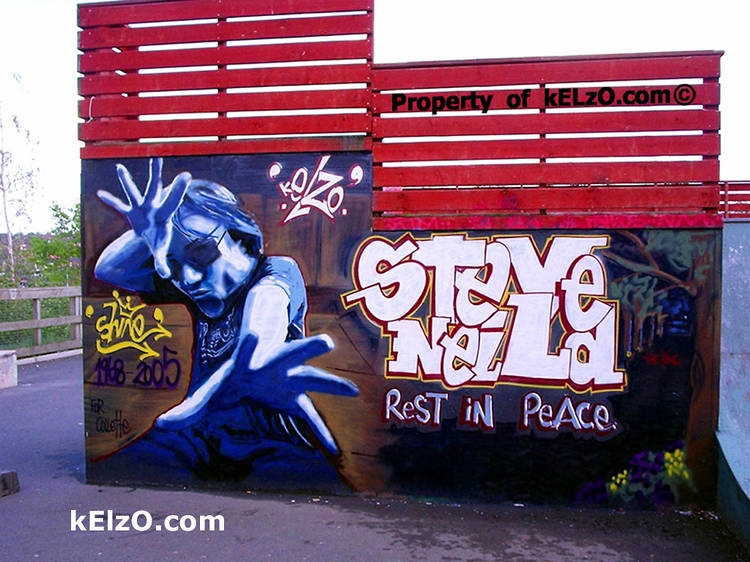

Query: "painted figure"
left=94, top=157, right=358, bottom=482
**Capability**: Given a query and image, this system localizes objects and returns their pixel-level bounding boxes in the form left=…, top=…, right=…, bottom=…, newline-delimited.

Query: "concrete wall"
left=718, top=221, right=750, bottom=549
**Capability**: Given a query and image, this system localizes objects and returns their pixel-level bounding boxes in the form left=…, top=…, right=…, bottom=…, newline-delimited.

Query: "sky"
left=0, top=0, right=748, bottom=232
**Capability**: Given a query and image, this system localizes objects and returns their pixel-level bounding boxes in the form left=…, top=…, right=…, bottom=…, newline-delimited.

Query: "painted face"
left=167, top=212, right=257, bottom=318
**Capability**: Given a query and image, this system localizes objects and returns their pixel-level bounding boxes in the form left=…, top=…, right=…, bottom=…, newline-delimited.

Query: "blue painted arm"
left=94, top=230, right=158, bottom=293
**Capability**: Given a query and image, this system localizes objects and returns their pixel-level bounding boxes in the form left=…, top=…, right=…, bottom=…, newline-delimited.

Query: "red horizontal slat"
left=80, top=136, right=371, bottom=159
left=376, top=175, right=723, bottom=209
left=79, top=0, right=373, bottom=28
left=373, top=83, right=719, bottom=113
left=373, top=185, right=718, bottom=213
left=373, top=135, right=720, bottom=162
left=374, top=110, right=719, bottom=138
left=79, top=90, right=370, bottom=119
left=216, top=0, right=373, bottom=18
left=79, top=64, right=371, bottom=96
left=373, top=213, right=722, bottom=232
left=79, top=114, right=371, bottom=141
left=722, top=205, right=750, bottom=213
left=79, top=39, right=372, bottom=73
left=80, top=14, right=372, bottom=50
left=79, top=0, right=220, bottom=27
left=373, top=55, right=720, bottom=90
left=373, top=161, right=718, bottom=187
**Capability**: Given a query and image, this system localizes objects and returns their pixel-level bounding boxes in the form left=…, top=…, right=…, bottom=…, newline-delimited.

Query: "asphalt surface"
left=0, top=355, right=748, bottom=561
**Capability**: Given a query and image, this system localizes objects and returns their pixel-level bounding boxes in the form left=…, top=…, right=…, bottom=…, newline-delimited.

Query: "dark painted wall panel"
left=81, top=155, right=719, bottom=505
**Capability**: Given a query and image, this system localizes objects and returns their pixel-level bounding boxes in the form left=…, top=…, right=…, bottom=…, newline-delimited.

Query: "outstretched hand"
left=156, top=334, right=359, bottom=455
left=97, top=157, right=191, bottom=279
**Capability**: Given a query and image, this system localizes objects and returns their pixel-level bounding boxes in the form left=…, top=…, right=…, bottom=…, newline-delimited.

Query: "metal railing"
left=0, top=286, right=82, bottom=358
left=720, top=182, right=750, bottom=219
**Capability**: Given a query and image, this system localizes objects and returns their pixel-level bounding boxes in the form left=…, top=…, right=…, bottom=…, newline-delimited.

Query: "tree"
left=603, top=230, right=712, bottom=353
left=25, top=203, right=81, bottom=286
left=0, top=74, right=39, bottom=285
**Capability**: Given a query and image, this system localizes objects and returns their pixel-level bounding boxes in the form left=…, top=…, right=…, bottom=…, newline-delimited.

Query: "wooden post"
left=70, top=295, right=82, bottom=342
left=32, top=298, right=42, bottom=347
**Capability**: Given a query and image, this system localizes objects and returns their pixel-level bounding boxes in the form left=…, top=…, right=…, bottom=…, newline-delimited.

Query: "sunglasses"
left=169, top=222, right=228, bottom=273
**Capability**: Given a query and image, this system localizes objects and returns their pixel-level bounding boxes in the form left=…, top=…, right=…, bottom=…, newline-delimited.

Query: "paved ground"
left=0, top=356, right=748, bottom=561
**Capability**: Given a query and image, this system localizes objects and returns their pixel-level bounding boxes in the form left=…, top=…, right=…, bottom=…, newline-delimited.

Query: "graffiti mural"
left=338, top=229, right=719, bottom=503
left=82, top=159, right=719, bottom=501
left=342, top=233, right=626, bottom=437
left=82, top=154, right=373, bottom=489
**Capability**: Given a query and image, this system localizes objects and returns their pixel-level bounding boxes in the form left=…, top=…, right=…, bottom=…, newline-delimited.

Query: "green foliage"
left=0, top=203, right=80, bottom=349
left=609, top=274, right=665, bottom=321
left=606, top=446, right=695, bottom=507
left=23, top=203, right=81, bottom=287
left=50, top=202, right=81, bottom=237
left=0, top=296, right=72, bottom=350
left=605, top=231, right=715, bottom=350
left=642, top=231, right=710, bottom=275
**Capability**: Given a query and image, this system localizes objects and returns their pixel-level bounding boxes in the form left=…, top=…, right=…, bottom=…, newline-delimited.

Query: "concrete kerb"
left=0, top=348, right=82, bottom=388
left=16, top=348, right=82, bottom=366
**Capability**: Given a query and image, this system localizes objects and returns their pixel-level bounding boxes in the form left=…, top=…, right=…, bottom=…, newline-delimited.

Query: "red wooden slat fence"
left=371, top=52, right=722, bottom=230
left=78, top=0, right=367, bottom=27
left=78, top=1, right=728, bottom=228
left=78, top=0, right=373, bottom=158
